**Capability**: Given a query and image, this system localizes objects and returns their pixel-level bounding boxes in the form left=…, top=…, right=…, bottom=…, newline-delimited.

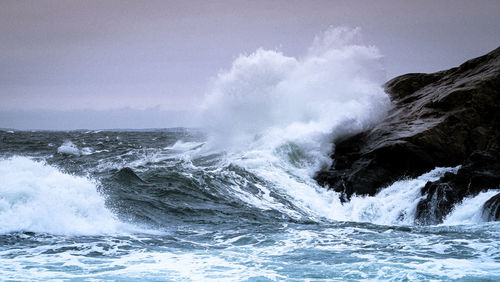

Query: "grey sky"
left=1, top=0, right=500, bottom=129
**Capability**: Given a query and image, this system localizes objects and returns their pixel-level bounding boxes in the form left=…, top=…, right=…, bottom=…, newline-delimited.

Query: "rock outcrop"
left=482, top=193, right=500, bottom=221
left=415, top=151, right=500, bottom=224
left=315, top=46, right=500, bottom=222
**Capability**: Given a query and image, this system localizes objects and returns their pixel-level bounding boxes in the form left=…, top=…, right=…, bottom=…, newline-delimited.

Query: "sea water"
left=1, top=27, right=498, bottom=280
left=1, top=130, right=498, bottom=281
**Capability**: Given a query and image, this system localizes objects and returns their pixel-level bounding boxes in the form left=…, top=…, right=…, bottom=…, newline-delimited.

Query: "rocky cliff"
left=315, top=46, right=500, bottom=224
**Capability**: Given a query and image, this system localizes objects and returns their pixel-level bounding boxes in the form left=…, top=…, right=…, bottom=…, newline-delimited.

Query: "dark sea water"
left=1, top=129, right=499, bottom=281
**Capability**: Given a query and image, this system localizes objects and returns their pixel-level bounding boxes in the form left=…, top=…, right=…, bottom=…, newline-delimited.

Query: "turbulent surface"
left=1, top=130, right=499, bottom=280
left=1, top=28, right=499, bottom=281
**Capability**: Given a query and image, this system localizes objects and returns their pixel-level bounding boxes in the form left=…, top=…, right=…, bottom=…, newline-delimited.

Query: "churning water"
left=1, top=27, right=499, bottom=280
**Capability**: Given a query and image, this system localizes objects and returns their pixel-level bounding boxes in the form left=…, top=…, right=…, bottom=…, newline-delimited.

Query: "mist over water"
left=200, top=27, right=389, bottom=154
left=1, top=27, right=499, bottom=280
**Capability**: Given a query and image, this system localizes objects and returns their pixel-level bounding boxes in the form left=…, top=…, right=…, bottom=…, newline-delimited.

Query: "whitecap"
left=0, top=156, right=138, bottom=235
left=57, top=141, right=81, bottom=156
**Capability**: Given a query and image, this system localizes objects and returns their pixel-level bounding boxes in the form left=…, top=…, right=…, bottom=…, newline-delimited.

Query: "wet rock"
left=316, top=46, right=500, bottom=221
left=316, top=46, right=500, bottom=200
left=414, top=151, right=500, bottom=225
left=482, top=193, right=500, bottom=221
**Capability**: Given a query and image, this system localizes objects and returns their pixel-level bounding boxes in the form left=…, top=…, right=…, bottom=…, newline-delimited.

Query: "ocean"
left=2, top=26, right=499, bottom=281
left=1, top=129, right=499, bottom=281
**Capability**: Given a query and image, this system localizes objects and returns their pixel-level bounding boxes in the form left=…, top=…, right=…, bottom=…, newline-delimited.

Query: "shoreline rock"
left=315, top=46, right=500, bottom=222
left=415, top=151, right=500, bottom=224
left=483, top=193, right=500, bottom=222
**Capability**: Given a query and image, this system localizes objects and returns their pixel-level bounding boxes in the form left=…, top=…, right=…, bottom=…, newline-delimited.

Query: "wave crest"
left=0, top=156, right=133, bottom=235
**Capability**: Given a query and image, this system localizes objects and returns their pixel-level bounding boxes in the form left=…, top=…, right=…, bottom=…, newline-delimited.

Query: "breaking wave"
left=0, top=157, right=136, bottom=235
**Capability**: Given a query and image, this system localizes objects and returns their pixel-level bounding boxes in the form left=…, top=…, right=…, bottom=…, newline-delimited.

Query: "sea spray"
left=0, top=156, right=133, bottom=235
left=0, top=26, right=499, bottom=280
left=192, top=27, right=498, bottom=225
left=193, top=27, right=395, bottom=220
left=199, top=26, right=390, bottom=156
left=443, top=190, right=500, bottom=225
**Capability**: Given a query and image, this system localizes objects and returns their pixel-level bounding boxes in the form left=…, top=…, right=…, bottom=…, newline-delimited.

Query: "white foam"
left=239, top=152, right=458, bottom=224
left=199, top=26, right=390, bottom=162
left=80, top=147, right=93, bottom=155
left=344, top=166, right=460, bottom=225
left=57, top=140, right=81, bottom=156
left=442, top=190, right=500, bottom=225
left=56, top=141, right=94, bottom=156
left=195, top=27, right=471, bottom=225
left=0, top=156, right=136, bottom=235
left=165, top=141, right=205, bottom=152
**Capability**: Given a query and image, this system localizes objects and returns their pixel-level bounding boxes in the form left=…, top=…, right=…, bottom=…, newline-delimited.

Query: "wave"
left=1, top=27, right=492, bottom=235
left=190, top=27, right=398, bottom=222
left=57, top=140, right=93, bottom=156
left=443, top=190, right=500, bottom=225
left=188, top=27, right=494, bottom=227
left=199, top=27, right=389, bottom=161
left=0, top=156, right=137, bottom=235
left=191, top=27, right=390, bottom=220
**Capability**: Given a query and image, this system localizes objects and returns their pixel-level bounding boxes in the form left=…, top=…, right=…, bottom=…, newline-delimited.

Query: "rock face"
left=482, top=193, right=500, bottom=221
left=315, top=46, right=500, bottom=222
left=415, top=151, right=500, bottom=224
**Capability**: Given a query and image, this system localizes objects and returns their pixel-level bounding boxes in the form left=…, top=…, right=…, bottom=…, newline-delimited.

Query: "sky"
left=1, top=0, right=500, bottom=130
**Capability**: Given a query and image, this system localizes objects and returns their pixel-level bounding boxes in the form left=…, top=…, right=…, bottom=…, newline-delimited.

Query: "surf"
left=0, top=156, right=137, bottom=235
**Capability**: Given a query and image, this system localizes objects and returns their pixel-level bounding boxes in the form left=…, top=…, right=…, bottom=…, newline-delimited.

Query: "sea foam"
left=57, top=140, right=81, bottom=156
left=443, top=190, right=500, bottom=225
left=57, top=140, right=93, bottom=156
left=194, top=27, right=493, bottom=226
left=199, top=26, right=390, bottom=167
left=194, top=27, right=395, bottom=221
left=0, top=156, right=133, bottom=235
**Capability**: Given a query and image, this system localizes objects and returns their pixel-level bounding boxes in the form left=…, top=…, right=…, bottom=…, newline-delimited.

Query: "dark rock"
left=384, top=71, right=449, bottom=100
left=414, top=151, right=500, bottom=224
left=315, top=46, right=500, bottom=203
left=482, top=193, right=500, bottom=221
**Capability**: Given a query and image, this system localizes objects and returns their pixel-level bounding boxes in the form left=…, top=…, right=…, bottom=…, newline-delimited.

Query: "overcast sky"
left=1, top=0, right=500, bottom=129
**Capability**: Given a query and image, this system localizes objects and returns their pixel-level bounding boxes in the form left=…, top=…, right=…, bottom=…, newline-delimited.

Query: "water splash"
left=191, top=27, right=493, bottom=226
left=199, top=26, right=390, bottom=159
left=0, top=157, right=136, bottom=235
left=443, top=190, right=500, bottom=225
